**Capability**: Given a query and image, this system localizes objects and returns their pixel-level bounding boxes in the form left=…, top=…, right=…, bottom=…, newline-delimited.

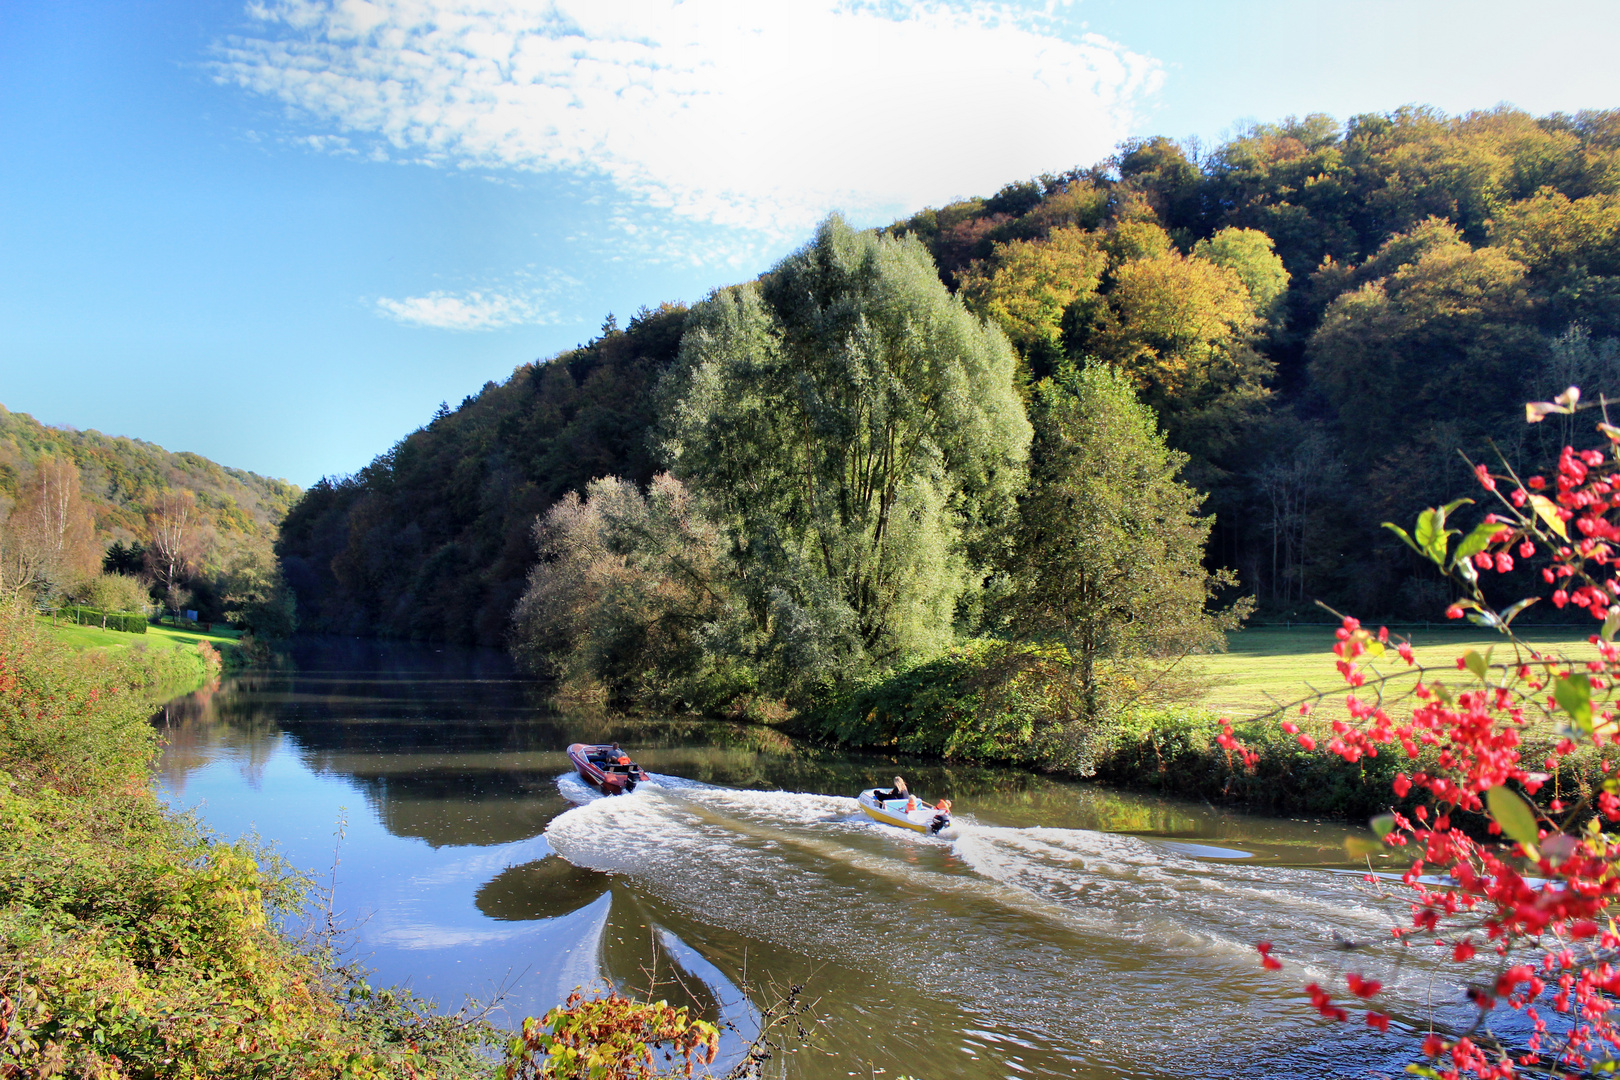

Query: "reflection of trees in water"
left=476, top=859, right=610, bottom=922
left=156, top=638, right=1334, bottom=855
left=155, top=673, right=288, bottom=794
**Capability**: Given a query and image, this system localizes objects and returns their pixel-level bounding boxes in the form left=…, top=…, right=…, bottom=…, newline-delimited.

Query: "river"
left=154, top=638, right=1504, bottom=1078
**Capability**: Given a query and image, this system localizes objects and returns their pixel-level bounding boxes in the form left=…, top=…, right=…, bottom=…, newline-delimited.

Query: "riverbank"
left=0, top=610, right=492, bottom=1076
left=36, top=612, right=256, bottom=669
left=794, top=626, right=1609, bottom=821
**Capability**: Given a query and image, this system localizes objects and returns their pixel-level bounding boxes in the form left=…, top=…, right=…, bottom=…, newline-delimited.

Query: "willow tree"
left=658, top=216, right=1031, bottom=686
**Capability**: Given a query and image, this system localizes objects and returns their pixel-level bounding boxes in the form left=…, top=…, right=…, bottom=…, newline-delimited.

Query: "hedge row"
left=58, top=606, right=148, bottom=634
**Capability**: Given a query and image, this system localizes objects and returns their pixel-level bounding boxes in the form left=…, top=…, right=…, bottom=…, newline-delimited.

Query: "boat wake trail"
left=544, top=777, right=1455, bottom=1077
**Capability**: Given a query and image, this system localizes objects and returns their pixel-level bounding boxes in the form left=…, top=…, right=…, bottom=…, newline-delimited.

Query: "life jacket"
left=617, top=756, right=631, bottom=765
left=905, top=796, right=917, bottom=812
left=935, top=799, right=952, bottom=812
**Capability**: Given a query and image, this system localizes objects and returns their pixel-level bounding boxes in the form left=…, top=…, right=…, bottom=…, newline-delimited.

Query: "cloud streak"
left=217, top=0, right=1161, bottom=236
left=374, top=267, right=577, bottom=329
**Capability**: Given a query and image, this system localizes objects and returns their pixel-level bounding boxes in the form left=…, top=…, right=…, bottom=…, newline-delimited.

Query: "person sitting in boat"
left=873, top=776, right=909, bottom=803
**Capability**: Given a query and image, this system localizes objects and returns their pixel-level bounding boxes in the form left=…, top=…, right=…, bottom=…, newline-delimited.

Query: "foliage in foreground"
left=1223, top=389, right=1620, bottom=1076
left=0, top=608, right=491, bottom=1077
left=501, top=991, right=719, bottom=1080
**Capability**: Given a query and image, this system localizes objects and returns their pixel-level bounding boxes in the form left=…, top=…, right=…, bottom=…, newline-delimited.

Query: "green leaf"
left=1382, top=522, right=1423, bottom=557
left=1415, top=508, right=1448, bottom=566
left=1438, top=497, right=1474, bottom=521
left=1370, top=813, right=1396, bottom=839
left=1451, top=521, right=1499, bottom=569
left=1405, top=1065, right=1443, bottom=1078
left=1554, top=673, right=1594, bottom=735
left=1604, top=607, right=1620, bottom=643
left=1485, top=784, right=1541, bottom=853
left=1501, top=597, right=1539, bottom=626
left=1461, top=649, right=1488, bottom=681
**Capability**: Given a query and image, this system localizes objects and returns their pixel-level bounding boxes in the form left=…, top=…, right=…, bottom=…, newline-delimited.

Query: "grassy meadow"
left=1198, top=623, right=1605, bottom=719
left=36, top=613, right=241, bottom=653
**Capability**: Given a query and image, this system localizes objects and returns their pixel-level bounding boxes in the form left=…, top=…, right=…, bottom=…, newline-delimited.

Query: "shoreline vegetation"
left=0, top=609, right=494, bottom=1075
left=788, top=623, right=1611, bottom=822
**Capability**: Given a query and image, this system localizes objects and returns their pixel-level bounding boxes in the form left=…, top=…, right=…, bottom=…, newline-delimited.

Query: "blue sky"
left=2, top=0, right=1617, bottom=488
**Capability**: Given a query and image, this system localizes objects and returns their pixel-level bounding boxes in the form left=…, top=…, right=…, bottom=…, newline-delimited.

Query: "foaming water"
left=545, top=777, right=1482, bottom=1077
left=154, top=640, right=1497, bottom=1080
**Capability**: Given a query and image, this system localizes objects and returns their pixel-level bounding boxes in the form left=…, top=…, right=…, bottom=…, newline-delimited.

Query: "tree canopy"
left=1004, top=363, right=1247, bottom=718
left=658, top=216, right=1031, bottom=685
left=277, top=102, right=1620, bottom=651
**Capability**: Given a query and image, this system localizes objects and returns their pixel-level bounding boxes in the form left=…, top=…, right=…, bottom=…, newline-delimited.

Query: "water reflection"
left=156, top=638, right=1468, bottom=1079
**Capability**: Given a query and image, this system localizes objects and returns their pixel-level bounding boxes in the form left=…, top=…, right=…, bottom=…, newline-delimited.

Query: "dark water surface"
left=156, top=639, right=1474, bottom=1079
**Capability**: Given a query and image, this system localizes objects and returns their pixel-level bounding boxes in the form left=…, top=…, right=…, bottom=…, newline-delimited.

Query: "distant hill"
left=0, top=404, right=299, bottom=551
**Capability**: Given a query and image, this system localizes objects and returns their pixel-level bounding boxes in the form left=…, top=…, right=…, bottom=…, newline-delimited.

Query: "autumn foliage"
left=502, top=991, right=719, bottom=1080
left=1234, top=387, right=1620, bottom=1076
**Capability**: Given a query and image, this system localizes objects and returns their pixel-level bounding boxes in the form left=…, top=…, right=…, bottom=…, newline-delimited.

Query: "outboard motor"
left=929, top=814, right=949, bottom=835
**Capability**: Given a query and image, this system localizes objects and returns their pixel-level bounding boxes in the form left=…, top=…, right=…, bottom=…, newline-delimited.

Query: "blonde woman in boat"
left=873, top=776, right=909, bottom=802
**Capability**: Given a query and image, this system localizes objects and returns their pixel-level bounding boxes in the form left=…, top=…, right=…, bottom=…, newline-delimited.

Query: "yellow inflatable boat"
left=858, top=790, right=951, bottom=834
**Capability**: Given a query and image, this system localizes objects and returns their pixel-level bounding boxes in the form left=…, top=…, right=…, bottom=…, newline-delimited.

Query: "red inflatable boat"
left=566, top=742, right=646, bottom=794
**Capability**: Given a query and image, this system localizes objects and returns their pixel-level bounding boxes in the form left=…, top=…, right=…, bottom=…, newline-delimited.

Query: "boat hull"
left=858, top=791, right=949, bottom=834
left=567, top=743, right=645, bottom=794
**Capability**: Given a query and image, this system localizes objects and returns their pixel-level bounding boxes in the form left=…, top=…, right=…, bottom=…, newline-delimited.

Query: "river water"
left=154, top=639, right=1499, bottom=1078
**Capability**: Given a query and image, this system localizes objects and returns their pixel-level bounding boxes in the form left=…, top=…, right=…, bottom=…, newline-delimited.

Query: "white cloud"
left=215, top=0, right=1161, bottom=237
left=375, top=286, right=560, bottom=330
left=293, top=132, right=355, bottom=155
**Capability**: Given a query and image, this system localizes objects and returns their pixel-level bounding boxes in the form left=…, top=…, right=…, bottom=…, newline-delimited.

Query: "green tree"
left=1307, top=222, right=1539, bottom=466
left=66, top=572, right=150, bottom=620
left=219, top=541, right=298, bottom=639
left=1490, top=188, right=1620, bottom=334
left=101, top=539, right=147, bottom=576
left=659, top=216, right=1031, bottom=687
left=1192, top=226, right=1290, bottom=321
left=1116, top=136, right=1205, bottom=237
left=1004, top=363, right=1248, bottom=719
left=511, top=473, right=743, bottom=710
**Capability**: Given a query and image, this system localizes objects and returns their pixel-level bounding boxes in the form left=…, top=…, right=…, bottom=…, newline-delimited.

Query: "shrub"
left=501, top=991, right=718, bottom=1080
left=0, top=608, right=495, bottom=1075
left=798, top=639, right=1103, bottom=771
left=57, top=605, right=148, bottom=634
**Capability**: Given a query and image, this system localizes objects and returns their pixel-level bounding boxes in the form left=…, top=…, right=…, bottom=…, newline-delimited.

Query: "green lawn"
left=36, top=615, right=241, bottom=655
left=1198, top=623, right=1605, bottom=719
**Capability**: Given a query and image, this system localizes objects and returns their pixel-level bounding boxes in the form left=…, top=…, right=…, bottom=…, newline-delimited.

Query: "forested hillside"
left=0, top=405, right=300, bottom=629
left=0, top=406, right=298, bottom=542
left=277, top=303, right=687, bottom=641
left=277, top=105, right=1620, bottom=648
